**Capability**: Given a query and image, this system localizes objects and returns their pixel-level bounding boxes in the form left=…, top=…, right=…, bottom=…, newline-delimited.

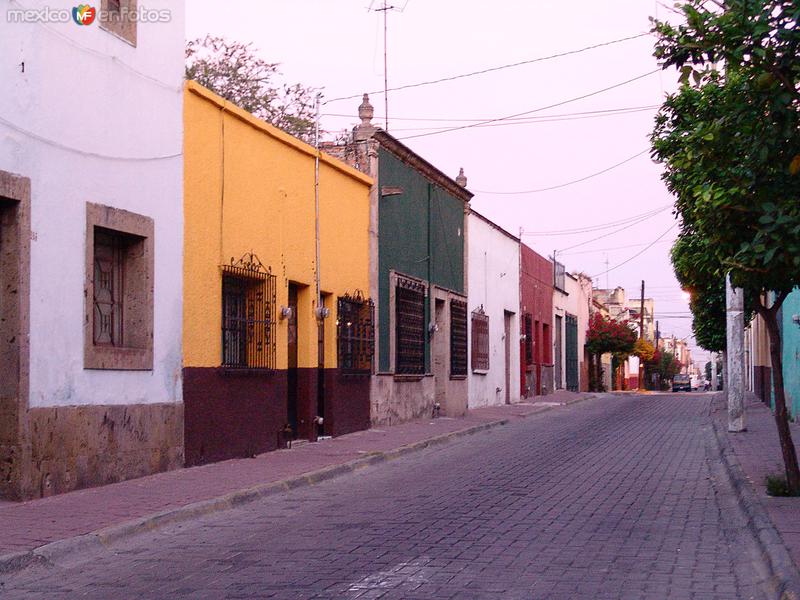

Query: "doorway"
left=504, top=311, right=513, bottom=404
left=554, top=315, right=563, bottom=390
left=433, top=297, right=446, bottom=412
left=286, top=283, right=299, bottom=439
left=316, top=293, right=328, bottom=437
left=0, top=171, right=30, bottom=500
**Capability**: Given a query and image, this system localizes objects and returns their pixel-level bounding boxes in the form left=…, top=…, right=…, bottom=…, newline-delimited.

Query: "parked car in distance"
left=672, top=374, right=692, bottom=392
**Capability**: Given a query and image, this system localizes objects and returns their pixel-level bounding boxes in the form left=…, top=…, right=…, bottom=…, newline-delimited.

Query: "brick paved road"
left=0, top=394, right=768, bottom=599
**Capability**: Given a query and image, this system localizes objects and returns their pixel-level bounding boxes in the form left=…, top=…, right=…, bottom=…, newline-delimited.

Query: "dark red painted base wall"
left=183, top=368, right=371, bottom=467
left=183, top=368, right=287, bottom=467
left=323, top=372, right=370, bottom=437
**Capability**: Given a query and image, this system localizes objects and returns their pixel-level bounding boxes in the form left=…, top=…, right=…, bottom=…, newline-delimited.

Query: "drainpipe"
left=314, top=95, right=322, bottom=316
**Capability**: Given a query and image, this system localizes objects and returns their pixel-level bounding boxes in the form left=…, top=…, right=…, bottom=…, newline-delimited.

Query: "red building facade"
left=520, top=244, right=554, bottom=397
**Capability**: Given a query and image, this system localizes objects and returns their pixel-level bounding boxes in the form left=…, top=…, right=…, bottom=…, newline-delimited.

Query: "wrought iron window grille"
left=337, top=290, right=375, bottom=375
left=450, top=299, right=468, bottom=377
left=471, top=306, right=490, bottom=371
left=221, top=252, right=276, bottom=370
left=395, top=275, right=426, bottom=375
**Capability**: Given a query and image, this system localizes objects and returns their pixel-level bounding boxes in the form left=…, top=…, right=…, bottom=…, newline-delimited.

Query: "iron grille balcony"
left=337, top=291, right=375, bottom=374
left=471, top=307, right=490, bottom=371
left=450, top=299, right=468, bottom=377
left=221, top=253, right=276, bottom=370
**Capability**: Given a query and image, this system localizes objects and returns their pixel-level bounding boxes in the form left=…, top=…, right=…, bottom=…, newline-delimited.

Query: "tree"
left=186, top=35, right=319, bottom=143
left=586, top=313, right=638, bottom=392
left=651, top=0, right=800, bottom=493
left=649, top=350, right=681, bottom=389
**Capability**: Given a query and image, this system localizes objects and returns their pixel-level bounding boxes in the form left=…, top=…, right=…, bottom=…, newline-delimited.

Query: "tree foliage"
left=634, top=338, right=656, bottom=362
left=186, top=36, right=319, bottom=143
left=651, top=0, right=800, bottom=493
left=585, top=313, right=638, bottom=356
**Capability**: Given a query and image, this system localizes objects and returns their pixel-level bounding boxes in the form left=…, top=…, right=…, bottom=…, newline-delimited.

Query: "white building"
left=0, top=0, right=184, bottom=499
left=467, top=210, right=521, bottom=408
left=553, top=269, right=592, bottom=392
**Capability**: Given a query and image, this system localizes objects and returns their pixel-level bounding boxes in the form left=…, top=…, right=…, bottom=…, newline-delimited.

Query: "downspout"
left=314, top=95, right=322, bottom=316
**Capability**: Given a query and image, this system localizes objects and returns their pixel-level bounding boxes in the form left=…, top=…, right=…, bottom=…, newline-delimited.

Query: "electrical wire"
left=558, top=239, right=672, bottom=256
left=521, top=204, right=671, bottom=236
left=556, top=209, right=671, bottom=253
left=396, top=70, right=660, bottom=141
left=372, top=107, right=658, bottom=133
left=0, top=115, right=182, bottom=161
left=324, top=32, right=651, bottom=104
left=591, top=223, right=678, bottom=279
left=322, top=104, right=660, bottom=123
left=474, top=149, right=648, bottom=195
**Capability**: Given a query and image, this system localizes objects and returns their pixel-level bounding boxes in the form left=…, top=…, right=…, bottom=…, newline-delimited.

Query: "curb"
left=0, top=417, right=510, bottom=577
left=710, top=415, right=800, bottom=600
left=0, top=395, right=601, bottom=578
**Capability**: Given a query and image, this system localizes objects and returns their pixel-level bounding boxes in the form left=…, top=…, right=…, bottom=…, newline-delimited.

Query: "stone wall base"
left=16, top=403, right=183, bottom=499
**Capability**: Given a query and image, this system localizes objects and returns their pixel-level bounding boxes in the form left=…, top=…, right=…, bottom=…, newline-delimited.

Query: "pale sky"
left=185, top=1, right=706, bottom=362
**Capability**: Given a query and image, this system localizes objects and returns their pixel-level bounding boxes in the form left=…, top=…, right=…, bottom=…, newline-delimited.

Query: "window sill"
left=472, top=369, right=489, bottom=376
left=393, top=374, right=426, bottom=382
left=85, top=346, right=152, bottom=371
left=449, top=375, right=467, bottom=381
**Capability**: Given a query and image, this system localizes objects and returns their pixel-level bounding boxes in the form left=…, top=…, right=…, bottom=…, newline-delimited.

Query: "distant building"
left=520, top=245, right=554, bottom=396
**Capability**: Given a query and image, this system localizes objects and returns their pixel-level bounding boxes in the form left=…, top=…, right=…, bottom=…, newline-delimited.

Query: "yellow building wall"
left=183, top=82, right=372, bottom=370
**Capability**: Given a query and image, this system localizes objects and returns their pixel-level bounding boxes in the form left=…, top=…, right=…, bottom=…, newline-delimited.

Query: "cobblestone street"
left=0, top=394, right=768, bottom=599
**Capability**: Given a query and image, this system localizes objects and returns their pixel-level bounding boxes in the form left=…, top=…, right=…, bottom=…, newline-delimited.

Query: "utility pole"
left=726, top=274, right=746, bottom=432
left=711, top=352, right=718, bottom=392
left=639, top=280, right=645, bottom=339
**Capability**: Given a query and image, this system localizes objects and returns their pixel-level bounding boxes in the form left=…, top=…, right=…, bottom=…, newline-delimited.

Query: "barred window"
left=337, top=292, right=374, bottom=374
left=395, top=275, right=426, bottom=375
left=221, top=253, right=276, bottom=369
left=450, top=299, right=468, bottom=377
left=524, top=313, right=533, bottom=365
left=471, top=308, right=490, bottom=371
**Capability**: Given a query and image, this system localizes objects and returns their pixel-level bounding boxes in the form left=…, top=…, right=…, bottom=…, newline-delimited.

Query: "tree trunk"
left=597, top=353, right=604, bottom=392
left=761, top=305, right=800, bottom=495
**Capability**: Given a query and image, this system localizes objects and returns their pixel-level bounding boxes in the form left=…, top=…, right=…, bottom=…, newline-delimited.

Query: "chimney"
left=354, top=93, right=377, bottom=141
left=455, top=167, right=467, bottom=187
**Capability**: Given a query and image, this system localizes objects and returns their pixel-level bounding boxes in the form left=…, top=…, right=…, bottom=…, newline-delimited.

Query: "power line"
left=321, top=104, right=660, bottom=123
left=474, top=149, right=648, bottom=195
left=521, top=204, right=671, bottom=236
left=591, top=223, right=678, bottom=279
left=324, top=32, right=650, bottom=104
left=559, top=239, right=672, bottom=256
left=395, top=70, right=660, bottom=141
left=372, top=107, right=658, bottom=132
left=554, top=208, right=671, bottom=253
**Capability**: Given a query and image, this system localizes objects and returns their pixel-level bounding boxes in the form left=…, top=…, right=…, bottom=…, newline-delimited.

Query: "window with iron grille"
left=395, top=275, right=426, bottom=375
left=524, top=313, right=533, bottom=365
left=337, top=292, right=374, bottom=374
left=450, top=299, right=468, bottom=377
left=92, top=228, right=126, bottom=347
left=471, top=307, right=490, bottom=371
left=221, top=253, right=276, bottom=369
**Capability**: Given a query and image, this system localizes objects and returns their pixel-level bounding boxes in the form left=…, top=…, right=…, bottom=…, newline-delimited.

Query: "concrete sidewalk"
left=711, top=393, right=800, bottom=588
left=0, top=393, right=595, bottom=573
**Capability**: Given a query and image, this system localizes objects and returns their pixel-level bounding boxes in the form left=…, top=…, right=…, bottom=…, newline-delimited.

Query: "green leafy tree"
left=671, top=227, right=756, bottom=353
left=651, top=0, right=800, bottom=492
left=186, top=35, right=319, bottom=143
